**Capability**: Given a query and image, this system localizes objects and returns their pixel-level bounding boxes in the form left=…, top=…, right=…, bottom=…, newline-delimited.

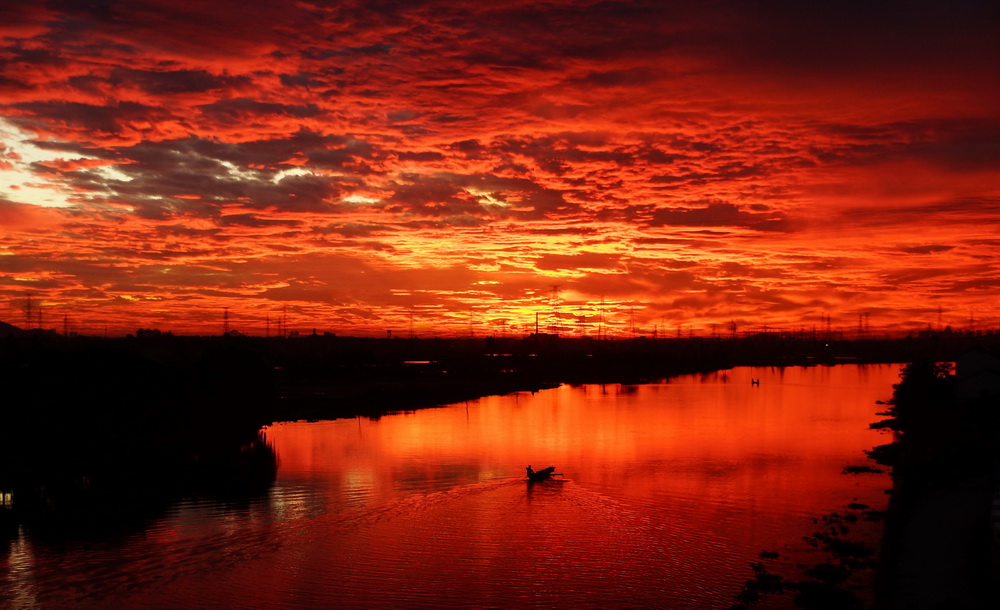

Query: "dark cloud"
left=21, top=133, right=385, bottom=218
left=385, top=173, right=578, bottom=220
left=216, top=214, right=301, bottom=228
left=65, top=67, right=252, bottom=96
left=898, top=245, right=956, bottom=255
left=535, top=252, right=623, bottom=272
left=313, top=222, right=392, bottom=237
left=196, top=99, right=325, bottom=122
left=11, top=100, right=177, bottom=136
left=648, top=202, right=791, bottom=232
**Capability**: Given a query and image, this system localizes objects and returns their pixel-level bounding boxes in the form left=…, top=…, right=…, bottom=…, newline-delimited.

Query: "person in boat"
left=526, top=465, right=556, bottom=481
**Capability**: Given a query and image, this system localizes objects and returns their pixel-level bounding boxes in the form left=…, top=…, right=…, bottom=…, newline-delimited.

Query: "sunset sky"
left=2, top=1, right=999, bottom=337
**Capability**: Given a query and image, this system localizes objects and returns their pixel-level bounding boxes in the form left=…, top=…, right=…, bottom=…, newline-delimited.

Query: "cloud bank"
left=2, top=0, right=999, bottom=335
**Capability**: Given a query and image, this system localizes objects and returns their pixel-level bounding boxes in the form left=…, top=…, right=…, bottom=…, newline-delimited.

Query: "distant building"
left=136, top=328, right=173, bottom=338
left=955, top=348, right=1000, bottom=399
left=528, top=332, right=560, bottom=341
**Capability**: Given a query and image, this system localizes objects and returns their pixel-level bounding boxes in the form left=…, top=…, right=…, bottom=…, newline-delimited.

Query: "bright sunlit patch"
left=535, top=268, right=587, bottom=279
left=341, top=194, right=381, bottom=205
left=220, top=161, right=260, bottom=181
left=466, top=187, right=510, bottom=210
left=0, top=120, right=81, bottom=208
left=273, top=167, right=314, bottom=182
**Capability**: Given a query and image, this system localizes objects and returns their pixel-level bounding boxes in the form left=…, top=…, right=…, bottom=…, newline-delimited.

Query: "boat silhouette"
left=525, top=465, right=558, bottom=481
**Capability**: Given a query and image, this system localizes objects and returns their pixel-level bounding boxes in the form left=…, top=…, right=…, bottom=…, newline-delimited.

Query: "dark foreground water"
left=2, top=364, right=900, bottom=607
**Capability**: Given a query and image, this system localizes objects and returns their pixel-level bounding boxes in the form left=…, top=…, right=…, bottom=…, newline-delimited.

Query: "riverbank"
left=869, top=362, right=999, bottom=609
left=885, top=475, right=993, bottom=608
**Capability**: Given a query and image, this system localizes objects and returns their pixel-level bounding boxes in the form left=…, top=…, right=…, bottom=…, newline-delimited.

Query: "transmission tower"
left=548, top=285, right=561, bottom=334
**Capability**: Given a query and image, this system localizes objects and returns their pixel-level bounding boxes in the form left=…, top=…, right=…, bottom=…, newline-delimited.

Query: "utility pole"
left=598, top=297, right=605, bottom=340
left=223, top=307, right=230, bottom=335
left=549, top=285, right=561, bottom=334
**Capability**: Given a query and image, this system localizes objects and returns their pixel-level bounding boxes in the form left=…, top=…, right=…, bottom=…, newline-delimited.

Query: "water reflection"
left=1, top=433, right=278, bottom=607
left=2, top=365, right=899, bottom=608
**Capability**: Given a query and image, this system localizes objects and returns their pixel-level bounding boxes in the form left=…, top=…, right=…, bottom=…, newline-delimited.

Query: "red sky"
left=2, top=1, right=999, bottom=337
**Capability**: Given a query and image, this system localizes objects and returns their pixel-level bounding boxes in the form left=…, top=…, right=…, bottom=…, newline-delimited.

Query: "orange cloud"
left=1, top=1, right=999, bottom=336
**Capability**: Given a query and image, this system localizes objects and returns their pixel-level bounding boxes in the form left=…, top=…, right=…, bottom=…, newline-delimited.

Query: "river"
left=1, top=364, right=900, bottom=608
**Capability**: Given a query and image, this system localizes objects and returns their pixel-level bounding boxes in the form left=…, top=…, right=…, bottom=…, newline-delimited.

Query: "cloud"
left=535, top=252, right=623, bottom=272
left=1, top=0, right=998, bottom=334
left=0, top=197, right=66, bottom=229
left=648, top=202, right=792, bottom=232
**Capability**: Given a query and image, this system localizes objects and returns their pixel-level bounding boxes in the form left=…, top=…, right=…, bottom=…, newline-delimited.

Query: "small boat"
left=526, top=465, right=557, bottom=481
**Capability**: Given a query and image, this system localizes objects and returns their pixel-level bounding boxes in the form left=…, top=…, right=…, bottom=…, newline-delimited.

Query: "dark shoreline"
left=869, top=362, right=998, bottom=609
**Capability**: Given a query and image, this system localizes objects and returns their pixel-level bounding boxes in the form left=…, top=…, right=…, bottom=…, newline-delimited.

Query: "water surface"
left=2, top=364, right=899, bottom=607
